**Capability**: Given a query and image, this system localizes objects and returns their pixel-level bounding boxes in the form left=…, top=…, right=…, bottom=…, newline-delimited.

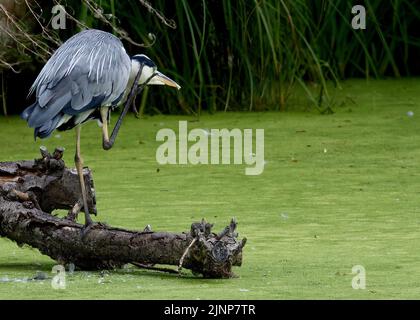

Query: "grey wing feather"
left=25, top=29, right=131, bottom=130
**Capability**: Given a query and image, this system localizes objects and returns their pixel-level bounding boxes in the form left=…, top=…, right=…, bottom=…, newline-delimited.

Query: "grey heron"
left=21, top=29, right=180, bottom=229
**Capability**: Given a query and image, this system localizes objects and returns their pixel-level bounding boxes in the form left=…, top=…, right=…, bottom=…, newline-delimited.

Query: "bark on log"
left=0, top=147, right=246, bottom=278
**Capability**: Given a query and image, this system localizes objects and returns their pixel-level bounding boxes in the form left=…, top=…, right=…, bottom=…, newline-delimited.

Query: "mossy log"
left=0, top=147, right=246, bottom=278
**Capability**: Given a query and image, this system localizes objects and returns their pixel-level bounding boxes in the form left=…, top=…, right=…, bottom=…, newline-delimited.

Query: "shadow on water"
left=113, top=266, right=230, bottom=281
left=0, top=261, right=219, bottom=281
left=0, top=262, right=55, bottom=272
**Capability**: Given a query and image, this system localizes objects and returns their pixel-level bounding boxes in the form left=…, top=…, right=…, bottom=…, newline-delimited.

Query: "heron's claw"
left=81, top=221, right=97, bottom=240
left=80, top=221, right=108, bottom=240
left=81, top=222, right=93, bottom=240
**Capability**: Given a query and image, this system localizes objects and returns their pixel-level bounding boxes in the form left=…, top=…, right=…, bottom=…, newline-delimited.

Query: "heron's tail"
left=34, top=114, right=62, bottom=139
left=21, top=102, right=62, bottom=140
left=20, top=102, right=37, bottom=121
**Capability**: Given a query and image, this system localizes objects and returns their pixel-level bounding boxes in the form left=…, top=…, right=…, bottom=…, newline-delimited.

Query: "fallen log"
left=0, top=147, right=246, bottom=278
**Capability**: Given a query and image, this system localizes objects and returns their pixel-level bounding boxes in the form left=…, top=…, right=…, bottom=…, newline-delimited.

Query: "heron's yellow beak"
left=152, top=71, right=181, bottom=90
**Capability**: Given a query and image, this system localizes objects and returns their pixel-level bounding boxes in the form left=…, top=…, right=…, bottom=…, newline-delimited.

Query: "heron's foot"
left=80, top=221, right=108, bottom=239
left=102, top=140, right=113, bottom=150
left=81, top=223, right=93, bottom=240
left=81, top=221, right=97, bottom=239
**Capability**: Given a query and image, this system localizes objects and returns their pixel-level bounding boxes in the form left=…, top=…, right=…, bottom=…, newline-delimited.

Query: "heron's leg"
left=75, top=126, right=93, bottom=226
left=102, top=70, right=146, bottom=151
left=100, top=107, right=110, bottom=148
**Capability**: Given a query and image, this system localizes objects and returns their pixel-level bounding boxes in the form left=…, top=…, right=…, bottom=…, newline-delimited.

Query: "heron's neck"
left=122, top=60, right=142, bottom=103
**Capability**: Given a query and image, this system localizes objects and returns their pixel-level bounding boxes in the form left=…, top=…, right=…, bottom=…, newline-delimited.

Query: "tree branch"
left=0, top=147, right=246, bottom=278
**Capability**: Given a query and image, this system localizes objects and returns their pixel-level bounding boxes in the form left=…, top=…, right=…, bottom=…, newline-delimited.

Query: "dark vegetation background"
left=1, top=0, right=420, bottom=117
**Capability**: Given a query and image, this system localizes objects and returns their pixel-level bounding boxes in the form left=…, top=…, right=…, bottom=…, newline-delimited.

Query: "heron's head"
left=131, top=54, right=180, bottom=90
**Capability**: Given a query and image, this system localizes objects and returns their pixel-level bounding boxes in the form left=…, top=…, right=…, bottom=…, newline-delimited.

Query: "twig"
left=25, top=0, right=62, bottom=47
left=1, top=71, right=7, bottom=115
left=132, top=262, right=179, bottom=275
left=81, top=0, right=153, bottom=48
left=0, top=4, right=52, bottom=57
left=138, top=0, right=177, bottom=29
left=178, top=238, right=197, bottom=273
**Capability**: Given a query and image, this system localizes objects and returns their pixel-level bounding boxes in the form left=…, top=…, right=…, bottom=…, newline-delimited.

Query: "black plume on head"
left=131, top=54, right=156, bottom=68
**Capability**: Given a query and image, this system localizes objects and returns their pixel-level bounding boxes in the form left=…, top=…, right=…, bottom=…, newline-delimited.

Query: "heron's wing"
left=25, top=29, right=131, bottom=128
